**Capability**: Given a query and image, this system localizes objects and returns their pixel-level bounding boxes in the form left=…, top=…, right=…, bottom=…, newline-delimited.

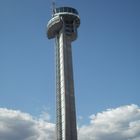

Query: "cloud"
left=78, top=104, right=140, bottom=140
left=0, top=108, right=55, bottom=140
left=0, top=104, right=140, bottom=140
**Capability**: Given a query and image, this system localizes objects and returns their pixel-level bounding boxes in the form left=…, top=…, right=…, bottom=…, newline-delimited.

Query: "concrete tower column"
left=47, top=7, right=80, bottom=140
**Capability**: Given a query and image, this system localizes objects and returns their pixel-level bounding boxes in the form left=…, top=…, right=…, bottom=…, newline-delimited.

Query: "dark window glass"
left=71, top=9, right=74, bottom=13
left=56, top=8, right=59, bottom=13
left=55, top=7, right=78, bottom=15
left=64, top=7, right=67, bottom=12
left=68, top=8, right=71, bottom=12
left=60, top=8, right=63, bottom=12
left=74, top=9, right=78, bottom=14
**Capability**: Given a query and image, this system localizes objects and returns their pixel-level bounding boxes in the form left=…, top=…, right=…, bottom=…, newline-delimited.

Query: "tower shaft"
left=47, top=6, right=80, bottom=140
left=55, top=30, right=77, bottom=140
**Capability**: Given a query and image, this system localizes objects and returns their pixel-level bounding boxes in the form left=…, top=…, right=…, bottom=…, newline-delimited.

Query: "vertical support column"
left=63, top=35, right=77, bottom=140
left=55, top=26, right=77, bottom=140
left=55, top=35, right=62, bottom=140
left=59, top=32, right=66, bottom=140
left=56, top=31, right=67, bottom=140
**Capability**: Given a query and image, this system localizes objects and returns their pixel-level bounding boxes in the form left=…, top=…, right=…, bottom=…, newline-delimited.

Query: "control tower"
left=47, top=6, right=80, bottom=140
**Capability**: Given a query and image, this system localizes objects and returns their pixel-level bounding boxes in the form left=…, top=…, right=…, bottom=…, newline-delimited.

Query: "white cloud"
left=0, top=104, right=140, bottom=140
left=0, top=108, right=55, bottom=140
left=78, top=104, right=140, bottom=140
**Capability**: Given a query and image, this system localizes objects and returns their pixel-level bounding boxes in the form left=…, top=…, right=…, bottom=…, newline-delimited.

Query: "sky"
left=0, top=0, right=140, bottom=139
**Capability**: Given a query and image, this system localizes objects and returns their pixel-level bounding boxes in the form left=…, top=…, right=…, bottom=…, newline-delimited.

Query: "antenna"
left=52, top=0, right=56, bottom=15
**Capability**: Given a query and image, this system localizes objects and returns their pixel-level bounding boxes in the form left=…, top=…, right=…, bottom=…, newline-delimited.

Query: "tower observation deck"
left=47, top=6, right=80, bottom=140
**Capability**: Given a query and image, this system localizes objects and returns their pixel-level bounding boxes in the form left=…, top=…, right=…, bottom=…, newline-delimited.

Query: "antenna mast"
left=52, top=0, right=56, bottom=15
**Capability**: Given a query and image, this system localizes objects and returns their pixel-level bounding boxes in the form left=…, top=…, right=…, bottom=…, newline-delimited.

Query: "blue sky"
left=0, top=0, right=140, bottom=127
